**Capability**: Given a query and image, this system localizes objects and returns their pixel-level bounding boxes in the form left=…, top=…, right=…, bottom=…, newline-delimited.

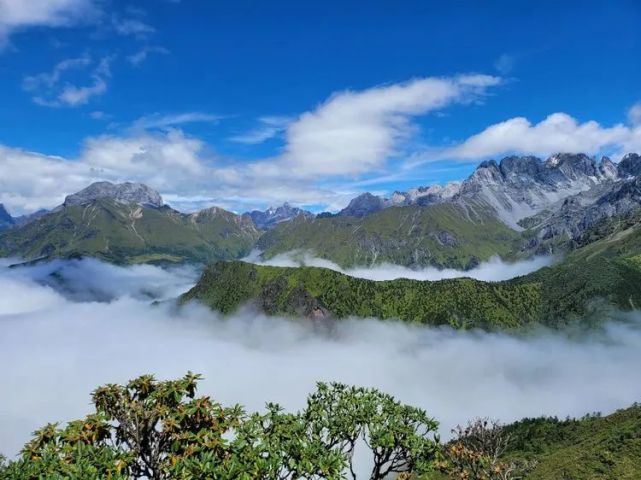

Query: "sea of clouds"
left=1, top=257, right=640, bottom=459
left=242, top=250, right=556, bottom=281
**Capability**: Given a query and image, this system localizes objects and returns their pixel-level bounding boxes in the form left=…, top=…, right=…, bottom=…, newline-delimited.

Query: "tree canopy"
left=1, top=373, right=448, bottom=480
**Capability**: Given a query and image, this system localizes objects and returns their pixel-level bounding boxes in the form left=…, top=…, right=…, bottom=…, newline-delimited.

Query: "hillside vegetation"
left=181, top=260, right=542, bottom=330
left=183, top=220, right=641, bottom=329
left=0, top=199, right=261, bottom=265
left=3, top=373, right=639, bottom=479
left=257, top=202, right=522, bottom=269
left=502, top=404, right=641, bottom=479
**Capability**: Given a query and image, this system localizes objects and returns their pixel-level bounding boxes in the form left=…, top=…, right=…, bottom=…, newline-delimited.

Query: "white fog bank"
left=243, top=250, right=556, bottom=281
left=1, top=258, right=640, bottom=459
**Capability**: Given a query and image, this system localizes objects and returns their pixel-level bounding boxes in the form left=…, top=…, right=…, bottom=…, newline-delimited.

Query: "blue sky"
left=0, top=0, right=640, bottom=214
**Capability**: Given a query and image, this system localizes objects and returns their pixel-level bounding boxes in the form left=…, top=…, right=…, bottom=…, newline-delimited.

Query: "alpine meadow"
left=1, top=1, right=641, bottom=479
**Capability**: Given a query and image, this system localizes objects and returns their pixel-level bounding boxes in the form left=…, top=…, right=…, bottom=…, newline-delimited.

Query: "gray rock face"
left=533, top=176, right=641, bottom=244
left=338, top=193, right=387, bottom=217
left=63, top=181, right=163, bottom=208
left=618, top=153, right=641, bottom=178
left=390, top=182, right=461, bottom=207
left=246, top=203, right=314, bottom=229
left=458, top=153, right=620, bottom=229
left=0, top=204, right=15, bottom=230
left=333, top=153, right=641, bottom=236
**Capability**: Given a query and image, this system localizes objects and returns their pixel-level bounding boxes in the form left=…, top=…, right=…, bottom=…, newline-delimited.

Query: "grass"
left=0, top=199, right=261, bottom=265
left=257, top=202, right=523, bottom=269
left=183, top=219, right=641, bottom=330
left=502, top=404, right=641, bottom=479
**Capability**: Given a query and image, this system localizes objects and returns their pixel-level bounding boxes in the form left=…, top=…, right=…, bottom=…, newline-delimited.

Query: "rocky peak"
left=464, top=159, right=503, bottom=189
left=64, top=181, right=163, bottom=208
left=549, top=153, right=599, bottom=180
left=390, top=182, right=461, bottom=207
left=0, top=204, right=15, bottom=229
left=499, top=155, right=543, bottom=179
left=618, top=153, right=641, bottom=178
left=246, top=203, right=313, bottom=229
left=338, top=192, right=386, bottom=217
left=599, top=156, right=618, bottom=179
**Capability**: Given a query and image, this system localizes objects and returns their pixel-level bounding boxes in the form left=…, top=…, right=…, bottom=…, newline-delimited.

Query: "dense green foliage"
left=501, top=405, right=641, bottom=479
left=0, top=374, right=441, bottom=480
left=0, top=199, right=261, bottom=265
left=2, top=375, right=638, bottom=479
left=182, top=219, right=641, bottom=329
left=517, top=221, right=641, bottom=325
left=257, top=202, right=522, bottom=269
left=181, top=261, right=543, bottom=330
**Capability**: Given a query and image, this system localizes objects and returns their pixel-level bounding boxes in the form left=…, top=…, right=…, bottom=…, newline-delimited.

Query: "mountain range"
left=3, top=153, right=641, bottom=270
left=3, top=152, right=641, bottom=327
left=182, top=206, right=641, bottom=330
left=0, top=182, right=260, bottom=264
left=244, top=202, right=313, bottom=229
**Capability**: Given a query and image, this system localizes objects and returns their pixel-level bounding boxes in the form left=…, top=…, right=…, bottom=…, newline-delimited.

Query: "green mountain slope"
left=257, top=202, right=523, bottom=269
left=502, top=404, right=641, bottom=479
left=0, top=199, right=261, bottom=264
left=183, top=219, right=641, bottom=329
left=181, top=260, right=542, bottom=329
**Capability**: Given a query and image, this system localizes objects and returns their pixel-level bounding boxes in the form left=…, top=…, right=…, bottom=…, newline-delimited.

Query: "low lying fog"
left=243, top=250, right=556, bottom=281
left=2, top=258, right=640, bottom=458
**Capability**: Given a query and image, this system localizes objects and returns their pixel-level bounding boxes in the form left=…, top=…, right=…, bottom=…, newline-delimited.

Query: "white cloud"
left=244, top=251, right=556, bottom=282
left=1, top=74, right=505, bottom=214
left=127, top=45, right=169, bottom=66
left=0, top=145, right=96, bottom=214
left=22, top=55, right=91, bottom=91
left=23, top=55, right=112, bottom=107
left=278, top=74, right=501, bottom=176
left=434, top=113, right=639, bottom=161
left=628, top=102, right=641, bottom=126
left=57, top=56, right=111, bottom=106
left=80, top=129, right=208, bottom=181
left=0, top=129, right=209, bottom=215
left=0, top=0, right=99, bottom=48
left=230, top=116, right=291, bottom=144
left=2, top=258, right=641, bottom=459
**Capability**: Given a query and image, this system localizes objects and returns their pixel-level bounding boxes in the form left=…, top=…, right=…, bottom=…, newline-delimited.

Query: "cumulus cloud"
left=0, top=130, right=208, bottom=214
left=276, top=74, right=501, bottom=177
left=1, top=258, right=641, bottom=460
left=23, top=55, right=112, bottom=107
left=80, top=129, right=208, bottom=182
left=0, top=0, right=99, bottom=48
left=0, top=74, right=503, bottom=214
left=431, top=112, right=641, bottom=161
left=243, top=250, right=556, bottom=282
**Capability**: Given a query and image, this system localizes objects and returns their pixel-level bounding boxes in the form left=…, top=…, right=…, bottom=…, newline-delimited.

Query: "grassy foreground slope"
left=0, top=199, right=261, bottom=264
left=503, top=404, right=641, bottom=479
left=257, top=202, right=522, bottom=269
left=518, top=220, right=641, bottom=324
left=424, top=404, right=641, bottom=480
left=183, top=221, right=641, bottom=329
